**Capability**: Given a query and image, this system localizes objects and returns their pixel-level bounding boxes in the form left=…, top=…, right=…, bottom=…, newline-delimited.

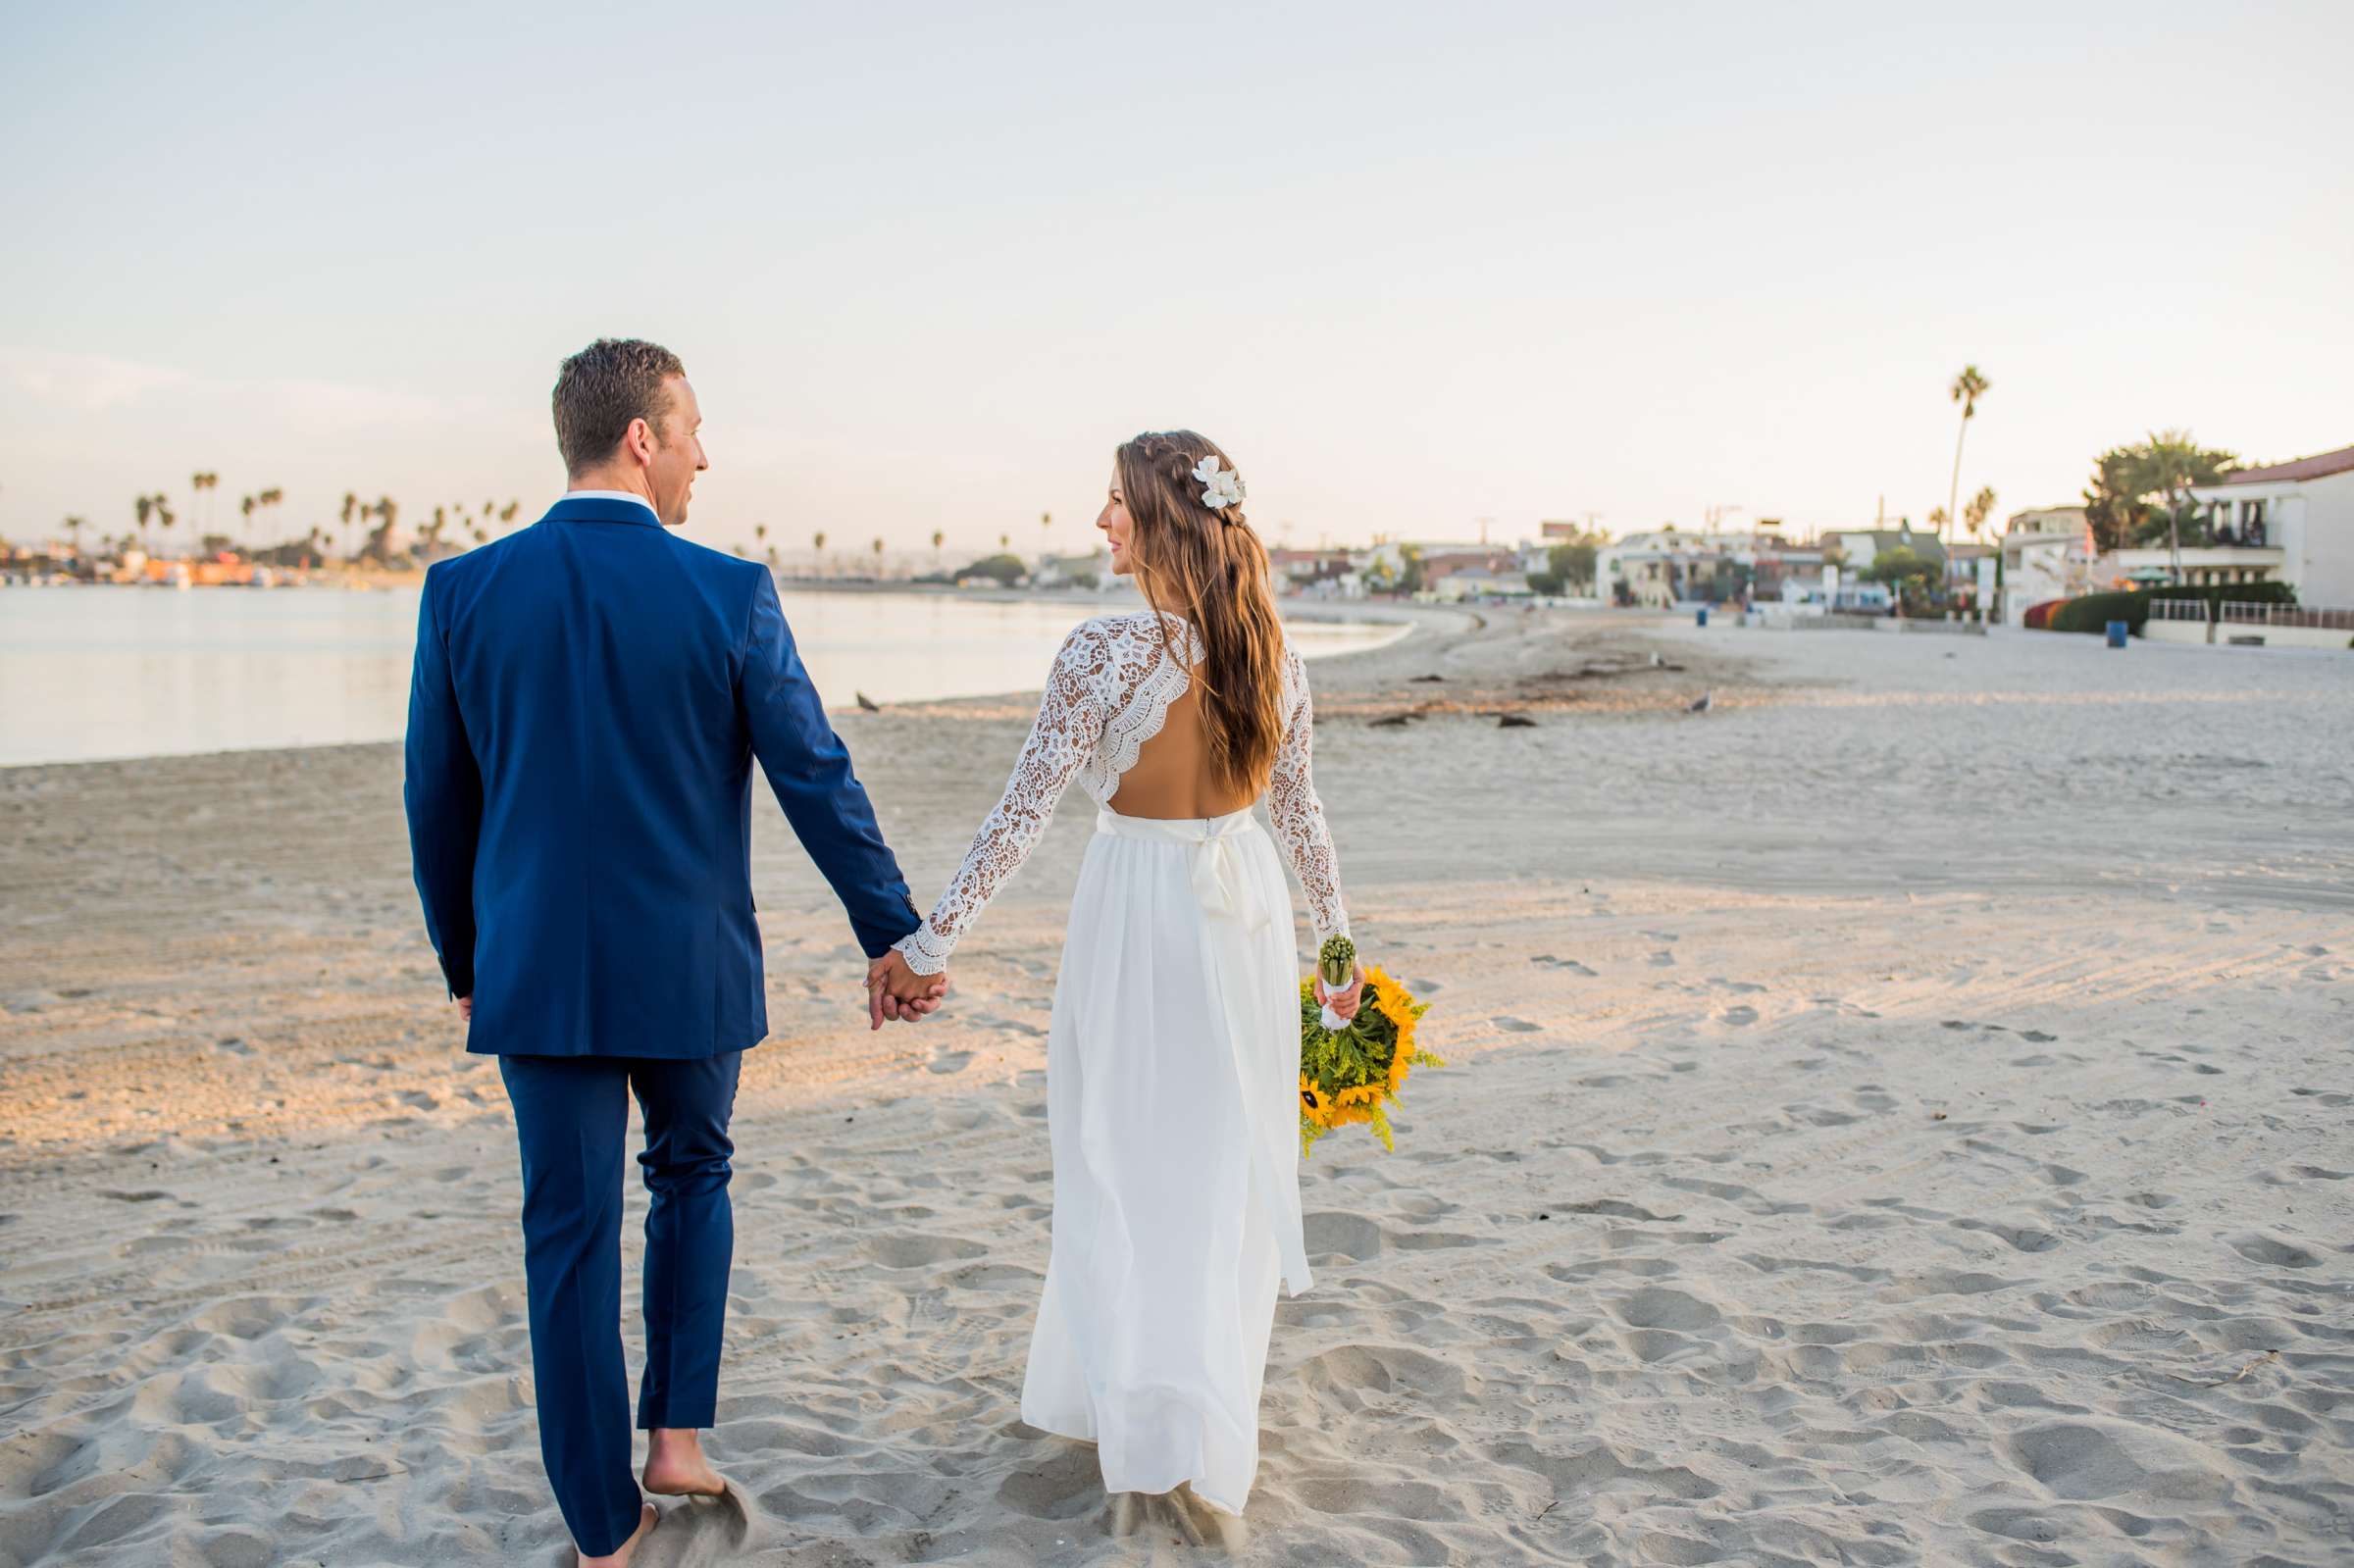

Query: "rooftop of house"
left=2006, top=506, right=2087, bottom=531
left=2214, top=443, right=2354, bottom=486
left=1826, top=528, right=1946, bottom=555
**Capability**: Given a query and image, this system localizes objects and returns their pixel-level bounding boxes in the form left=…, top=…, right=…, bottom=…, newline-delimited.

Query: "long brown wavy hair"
left=1114, top=430, right=1289, bottom=796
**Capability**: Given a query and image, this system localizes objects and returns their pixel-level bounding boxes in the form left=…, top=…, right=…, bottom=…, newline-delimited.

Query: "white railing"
left=2147, top=598, right=2210, bottom=624
left=2220, top=601, right=2354, bottom=632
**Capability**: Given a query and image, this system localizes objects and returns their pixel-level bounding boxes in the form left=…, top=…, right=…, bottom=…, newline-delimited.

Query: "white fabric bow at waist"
left=1191, top=832, right=1272, bottom=936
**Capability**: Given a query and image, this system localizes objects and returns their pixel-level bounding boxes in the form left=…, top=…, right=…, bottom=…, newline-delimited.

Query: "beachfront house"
left=1595, top=532, right=1682, bottom=607
left=1031, top=548, right=1113, bottom=589
left=1820, top=525, right=1945, bottom=575
left=1598, top=530, right=1822, bottom=608
left=1267, top=547, right=1360, bottom=597
left=2000, top=507, right=2097, bottom=626
left=2184, top=442, right=2354, bottom=604
left=1434, top=566, right=1532, bottom=601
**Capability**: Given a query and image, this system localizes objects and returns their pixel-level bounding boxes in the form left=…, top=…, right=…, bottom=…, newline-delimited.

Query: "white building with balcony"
left=2188, top=443, right=2354, bottom=605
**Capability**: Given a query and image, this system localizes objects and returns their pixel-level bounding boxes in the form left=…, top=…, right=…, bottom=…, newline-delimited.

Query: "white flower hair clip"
left=1192, top=454, right=1246, bottom=511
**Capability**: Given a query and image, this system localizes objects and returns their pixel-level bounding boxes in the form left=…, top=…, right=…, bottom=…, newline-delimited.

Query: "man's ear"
left=625, top=417, right=655, bottom=466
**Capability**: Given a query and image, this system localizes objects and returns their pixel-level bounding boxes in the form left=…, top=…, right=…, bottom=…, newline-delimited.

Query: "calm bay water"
left=0, top=585, right=1402, bottom=768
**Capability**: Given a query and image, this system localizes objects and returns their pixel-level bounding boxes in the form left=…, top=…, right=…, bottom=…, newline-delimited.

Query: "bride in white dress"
left=873, top=430, right=1362, bottom=1525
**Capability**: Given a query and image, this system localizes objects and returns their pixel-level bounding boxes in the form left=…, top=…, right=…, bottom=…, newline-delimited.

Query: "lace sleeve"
left=893, top=626, right=1111, bottom=974
left=1266, top=648, right=1350, bottom=945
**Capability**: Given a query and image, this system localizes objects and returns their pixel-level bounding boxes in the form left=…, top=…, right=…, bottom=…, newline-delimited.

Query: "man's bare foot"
left=580, top=1503, right=656, bottom=1568
left=642, top=1427, right=728, bottom=1497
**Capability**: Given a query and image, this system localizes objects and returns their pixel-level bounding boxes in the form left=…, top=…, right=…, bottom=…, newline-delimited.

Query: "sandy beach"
left=3, top=611, right=2351, bottom=1566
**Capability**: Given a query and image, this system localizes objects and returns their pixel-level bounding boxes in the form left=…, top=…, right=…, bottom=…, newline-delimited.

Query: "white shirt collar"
left=564, top=489, right=659, bottom=518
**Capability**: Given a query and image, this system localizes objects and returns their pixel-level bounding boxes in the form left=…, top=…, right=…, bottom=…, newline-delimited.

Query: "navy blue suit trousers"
left=500, top=1050, right=742, bottom=1557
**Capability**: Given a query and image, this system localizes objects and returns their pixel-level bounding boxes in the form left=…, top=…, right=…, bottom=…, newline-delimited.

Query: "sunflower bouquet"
left=1299, top=936, right=1442, bottom=1158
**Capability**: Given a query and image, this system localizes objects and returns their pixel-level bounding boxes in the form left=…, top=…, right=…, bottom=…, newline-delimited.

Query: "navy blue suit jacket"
left=402, top=494, right=920, bottom=1058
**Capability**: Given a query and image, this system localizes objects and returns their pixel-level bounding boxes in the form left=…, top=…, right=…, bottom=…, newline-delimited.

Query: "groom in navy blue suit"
left=404, top=338, right=945, bottom=1564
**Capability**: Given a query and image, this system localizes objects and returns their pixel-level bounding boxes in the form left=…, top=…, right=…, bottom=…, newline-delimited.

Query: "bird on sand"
left=855, top=691, right=882, bottom=712
left=1687, top=690, right=1714, bottom=713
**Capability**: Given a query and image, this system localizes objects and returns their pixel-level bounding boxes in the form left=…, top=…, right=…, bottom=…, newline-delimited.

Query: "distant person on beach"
left=401, top=337, right=946, bottom=1567
left=873, top=430, right=1362, bottom=1540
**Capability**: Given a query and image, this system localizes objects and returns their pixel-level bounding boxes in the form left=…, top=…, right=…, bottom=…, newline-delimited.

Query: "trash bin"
left=2105, top=620, right=2129, bottom=648
left=1696, top=607, right=1710, bottom=628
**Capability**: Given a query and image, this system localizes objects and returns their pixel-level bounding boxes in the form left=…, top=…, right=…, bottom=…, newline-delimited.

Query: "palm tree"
left=812, top=531, right=827, bottom=578
left=931, top=529, right=945, bottom=569
left=1944, top=366, right=1990, bottom=552
left=134, top=494, right=153, bottom=556
left=155, top=497, right=176, bottom=555
left=63, top=515, right=85, bottom=558
left=871, top=537, right=886, bottom=578
left=259, top=486, right=283, bottom=551
left=240, top=493, right=256, bottom=550
left=1964, top=485, right=1997, bottom=541
left=998, top=532, right=1010, bottom=551
left=474, top=527, right=488, bottom=545
left=502, top=499, right=520, bottom=522
left=374, top=495, right=399, bottom=560
left=339, top=492, right=358, bottom=561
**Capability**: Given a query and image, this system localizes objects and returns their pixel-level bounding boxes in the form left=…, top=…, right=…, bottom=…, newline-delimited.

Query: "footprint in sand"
left=926, top=1047, right=973, bottom=1075
left=1491, top=1017, right=1541, bottom=1034
left=1720, top=1005, right=1759, bottom=1026
left=1530, top=955, right=1598, bottom=976
left=863, top=1233, right=988, bottom=1269
left=2228, top=1234, right=2319, bottom=1268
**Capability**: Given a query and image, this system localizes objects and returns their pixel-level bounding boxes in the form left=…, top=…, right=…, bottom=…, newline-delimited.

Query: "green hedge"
left=2045, top=581, right=2298, bottom=634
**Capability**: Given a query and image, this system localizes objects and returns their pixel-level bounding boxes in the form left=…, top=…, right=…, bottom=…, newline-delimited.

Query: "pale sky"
left=4, top=1, right=2348, bottom=559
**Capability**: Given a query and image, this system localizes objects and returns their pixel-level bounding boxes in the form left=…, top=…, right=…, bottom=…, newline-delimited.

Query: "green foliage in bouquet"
left=1298, top=965, right=1442, bottom=1158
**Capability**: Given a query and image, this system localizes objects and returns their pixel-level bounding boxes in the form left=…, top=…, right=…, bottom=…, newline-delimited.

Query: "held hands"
left=455, top=994, right=473, bottom=1022
left=866, top=951, right=949, bottom=1032
left=1315, top=963, right=1365, bottom=1023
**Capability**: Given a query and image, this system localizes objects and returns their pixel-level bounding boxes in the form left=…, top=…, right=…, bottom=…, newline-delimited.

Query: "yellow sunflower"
left=1299, top=1076, right=1333, bottom=1124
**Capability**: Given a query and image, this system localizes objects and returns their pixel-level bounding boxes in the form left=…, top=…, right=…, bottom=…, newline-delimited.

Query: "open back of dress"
left=1105, top=678, right=1255, bottom=822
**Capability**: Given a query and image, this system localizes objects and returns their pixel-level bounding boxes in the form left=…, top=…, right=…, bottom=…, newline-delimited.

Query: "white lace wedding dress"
left=894, top=609, right=1349, bottom=1514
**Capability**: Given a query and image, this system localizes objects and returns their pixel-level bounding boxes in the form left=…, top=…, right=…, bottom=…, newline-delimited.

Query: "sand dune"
left=3, top=611, right=2351, bottom=1564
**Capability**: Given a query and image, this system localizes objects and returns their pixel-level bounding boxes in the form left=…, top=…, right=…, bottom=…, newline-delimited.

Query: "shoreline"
left=0, top=594, right=1454, bottom=775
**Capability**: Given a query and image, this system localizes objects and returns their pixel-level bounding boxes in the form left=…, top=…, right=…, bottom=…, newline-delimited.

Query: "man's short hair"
left=552, top=338, right=686, bottom=474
